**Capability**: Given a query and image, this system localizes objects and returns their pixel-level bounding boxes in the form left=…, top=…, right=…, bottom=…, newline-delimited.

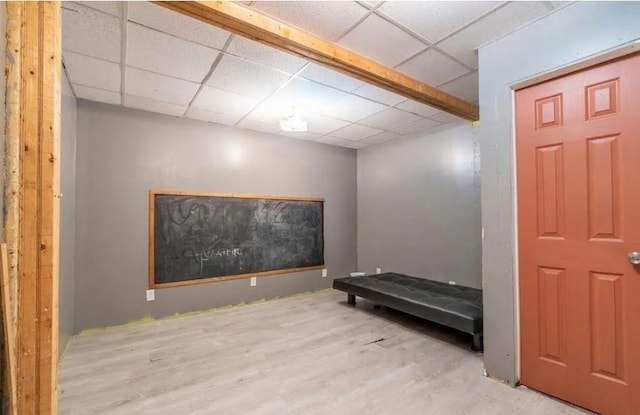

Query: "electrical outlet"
left=322, top=268, right=327, bottom=278
left=250, top=277, right=257, bottom=287
left=448, top=281, right=456, bottom=285
left=146, top=289, right=155, bottom=302
left=376, top=268, right=381, bottom=274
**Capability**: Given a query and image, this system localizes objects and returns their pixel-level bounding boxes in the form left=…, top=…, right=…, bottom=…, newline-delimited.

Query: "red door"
left=516, top=52, right=640, bottom=415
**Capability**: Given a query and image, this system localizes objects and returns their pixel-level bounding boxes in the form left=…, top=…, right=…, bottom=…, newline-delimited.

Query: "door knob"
left=629, top=252, right=640, bottom=265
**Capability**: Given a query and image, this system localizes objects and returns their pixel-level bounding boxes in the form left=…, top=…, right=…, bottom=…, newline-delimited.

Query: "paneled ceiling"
left=62, top=1, right=567, bottom=149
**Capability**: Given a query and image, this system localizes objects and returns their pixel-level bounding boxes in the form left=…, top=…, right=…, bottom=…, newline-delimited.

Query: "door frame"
left=510, top=38, right=640, bottom=384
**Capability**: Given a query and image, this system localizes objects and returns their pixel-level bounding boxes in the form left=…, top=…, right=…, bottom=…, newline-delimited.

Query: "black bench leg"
left=347, top=294, right=356, bottom=305
left=472, top=333, right=483, bottom=352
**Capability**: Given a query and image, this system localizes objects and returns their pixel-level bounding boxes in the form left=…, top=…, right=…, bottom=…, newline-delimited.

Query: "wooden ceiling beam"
left=153, top=1, right=480, bottom=121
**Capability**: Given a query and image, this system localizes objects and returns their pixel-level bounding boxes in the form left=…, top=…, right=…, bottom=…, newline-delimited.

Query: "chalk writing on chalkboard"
left=149, top=190, right=325, bottom=288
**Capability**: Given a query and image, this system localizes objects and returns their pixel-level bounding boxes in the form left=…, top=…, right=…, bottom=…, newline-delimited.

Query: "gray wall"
left=74, top=101, right=357, bottom=331
left=59, top=73, right=77, bottom=354
left=478, top=1, right=640, bottom=384
left=357, top=123, right=481, bottom=288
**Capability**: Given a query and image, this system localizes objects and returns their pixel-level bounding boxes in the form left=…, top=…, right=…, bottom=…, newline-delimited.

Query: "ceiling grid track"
left=429, top=1, right=511, bottom=46
left=437, top=70, right=476, bottom=90
left=336, top=1, right=382, bottom=41
left=182, top=34, right=236, bottom=117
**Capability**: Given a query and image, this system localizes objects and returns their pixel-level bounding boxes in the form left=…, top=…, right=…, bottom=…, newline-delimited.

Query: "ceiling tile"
left=438, top=2, right=551, bottom=68
left=125, top=67, right=200, bottom=105
left=124, top=95, right=187, bottom=117
left=315, top=136, right=356, bottom=148
left=251, top=78, right=346, bottom=121
left=226, top=36, right=307, bottom=75
left=352, top=84, right=406, bottom=106
left=127, top=23, right=219, bottom=82
left=304, top=113, right=350, bottom=135
left=278, top=131, right=321, bottom=141
left=344, top=141, right=369, bottom=149
left=392, top=117, right=441, bottom=135
left=64, top=51, right=120, bottom=91
left=236, top=118, right=281, bottom=135
left=320, top=94, right=387, bottom=123
left=378, top=1, right=502, bottom=43
left=549, top=1, right=571, bottom=9
left=359, top=107, right=421, bottom=130
left=73, top=85, right=121, bottom=105
left=396, top=48, right=470, bottom=86
left=191, top=86, right=259, bottom=117
left=128, top=2, right=230, bottom=49
left=73, top=1, right=122, bottom=17
left=362, top=1, right=382, bottom=8
left=428, top=111, right=466, bottom=124
left=330, top=124, right=383, bottom=141
left=338, top=14, right=426, bottom=67
left=273, top=78, right=347, bottom=111
left=252, top=1, right=368, bottom=41
left=395, top=100, right=441, bottom=117
left=185, top=108, right=241, bottom=126
left=207, top=55, right=290, bottom=100
left=439, top=71, right=479, bottom=102
left=298, top=63, right=363, bottom=92
left=245, top=102, right=290, bottom=125
left=63, top=3, right=121, bottom=62
left=360, top=131, right=401, bottom=145
left=247, top=107, right=351, bottom=135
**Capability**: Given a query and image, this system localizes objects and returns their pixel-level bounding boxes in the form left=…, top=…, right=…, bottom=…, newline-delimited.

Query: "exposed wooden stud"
left=5, top=2, right=61, bottom=414
left=4, top=3, right=22, bottom=390
left=153, top=1, right=480, bottom=121
left=39, top=4, right=62, bottom=414
left=1, top=244, right=17, bottom=415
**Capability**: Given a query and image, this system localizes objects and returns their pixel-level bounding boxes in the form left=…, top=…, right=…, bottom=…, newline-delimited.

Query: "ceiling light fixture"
left=279, top=107, right=308, bottom=132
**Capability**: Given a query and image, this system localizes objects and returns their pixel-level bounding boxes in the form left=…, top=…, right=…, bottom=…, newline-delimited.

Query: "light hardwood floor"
left=59, top=290, right=590, bottom=415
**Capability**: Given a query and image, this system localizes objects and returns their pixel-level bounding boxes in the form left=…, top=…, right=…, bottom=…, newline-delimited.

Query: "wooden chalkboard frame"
left=149, top=189, right=325, bottom=289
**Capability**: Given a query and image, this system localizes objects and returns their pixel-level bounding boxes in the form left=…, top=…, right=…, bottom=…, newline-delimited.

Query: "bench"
left=333, top=272, right=484, bottom=351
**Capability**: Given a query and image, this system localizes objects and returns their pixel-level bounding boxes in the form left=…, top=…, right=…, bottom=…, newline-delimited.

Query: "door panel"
left=589, top=271, right=625, bottom=382
left=537, top=266, right=568, bottom=365
left=517, top=52, right=640, bottom=415
left=587, top=134, right=622, bottom=240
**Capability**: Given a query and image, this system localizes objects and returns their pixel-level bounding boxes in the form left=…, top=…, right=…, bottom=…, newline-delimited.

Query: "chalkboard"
left=149, top=190, right=324, bottom=288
